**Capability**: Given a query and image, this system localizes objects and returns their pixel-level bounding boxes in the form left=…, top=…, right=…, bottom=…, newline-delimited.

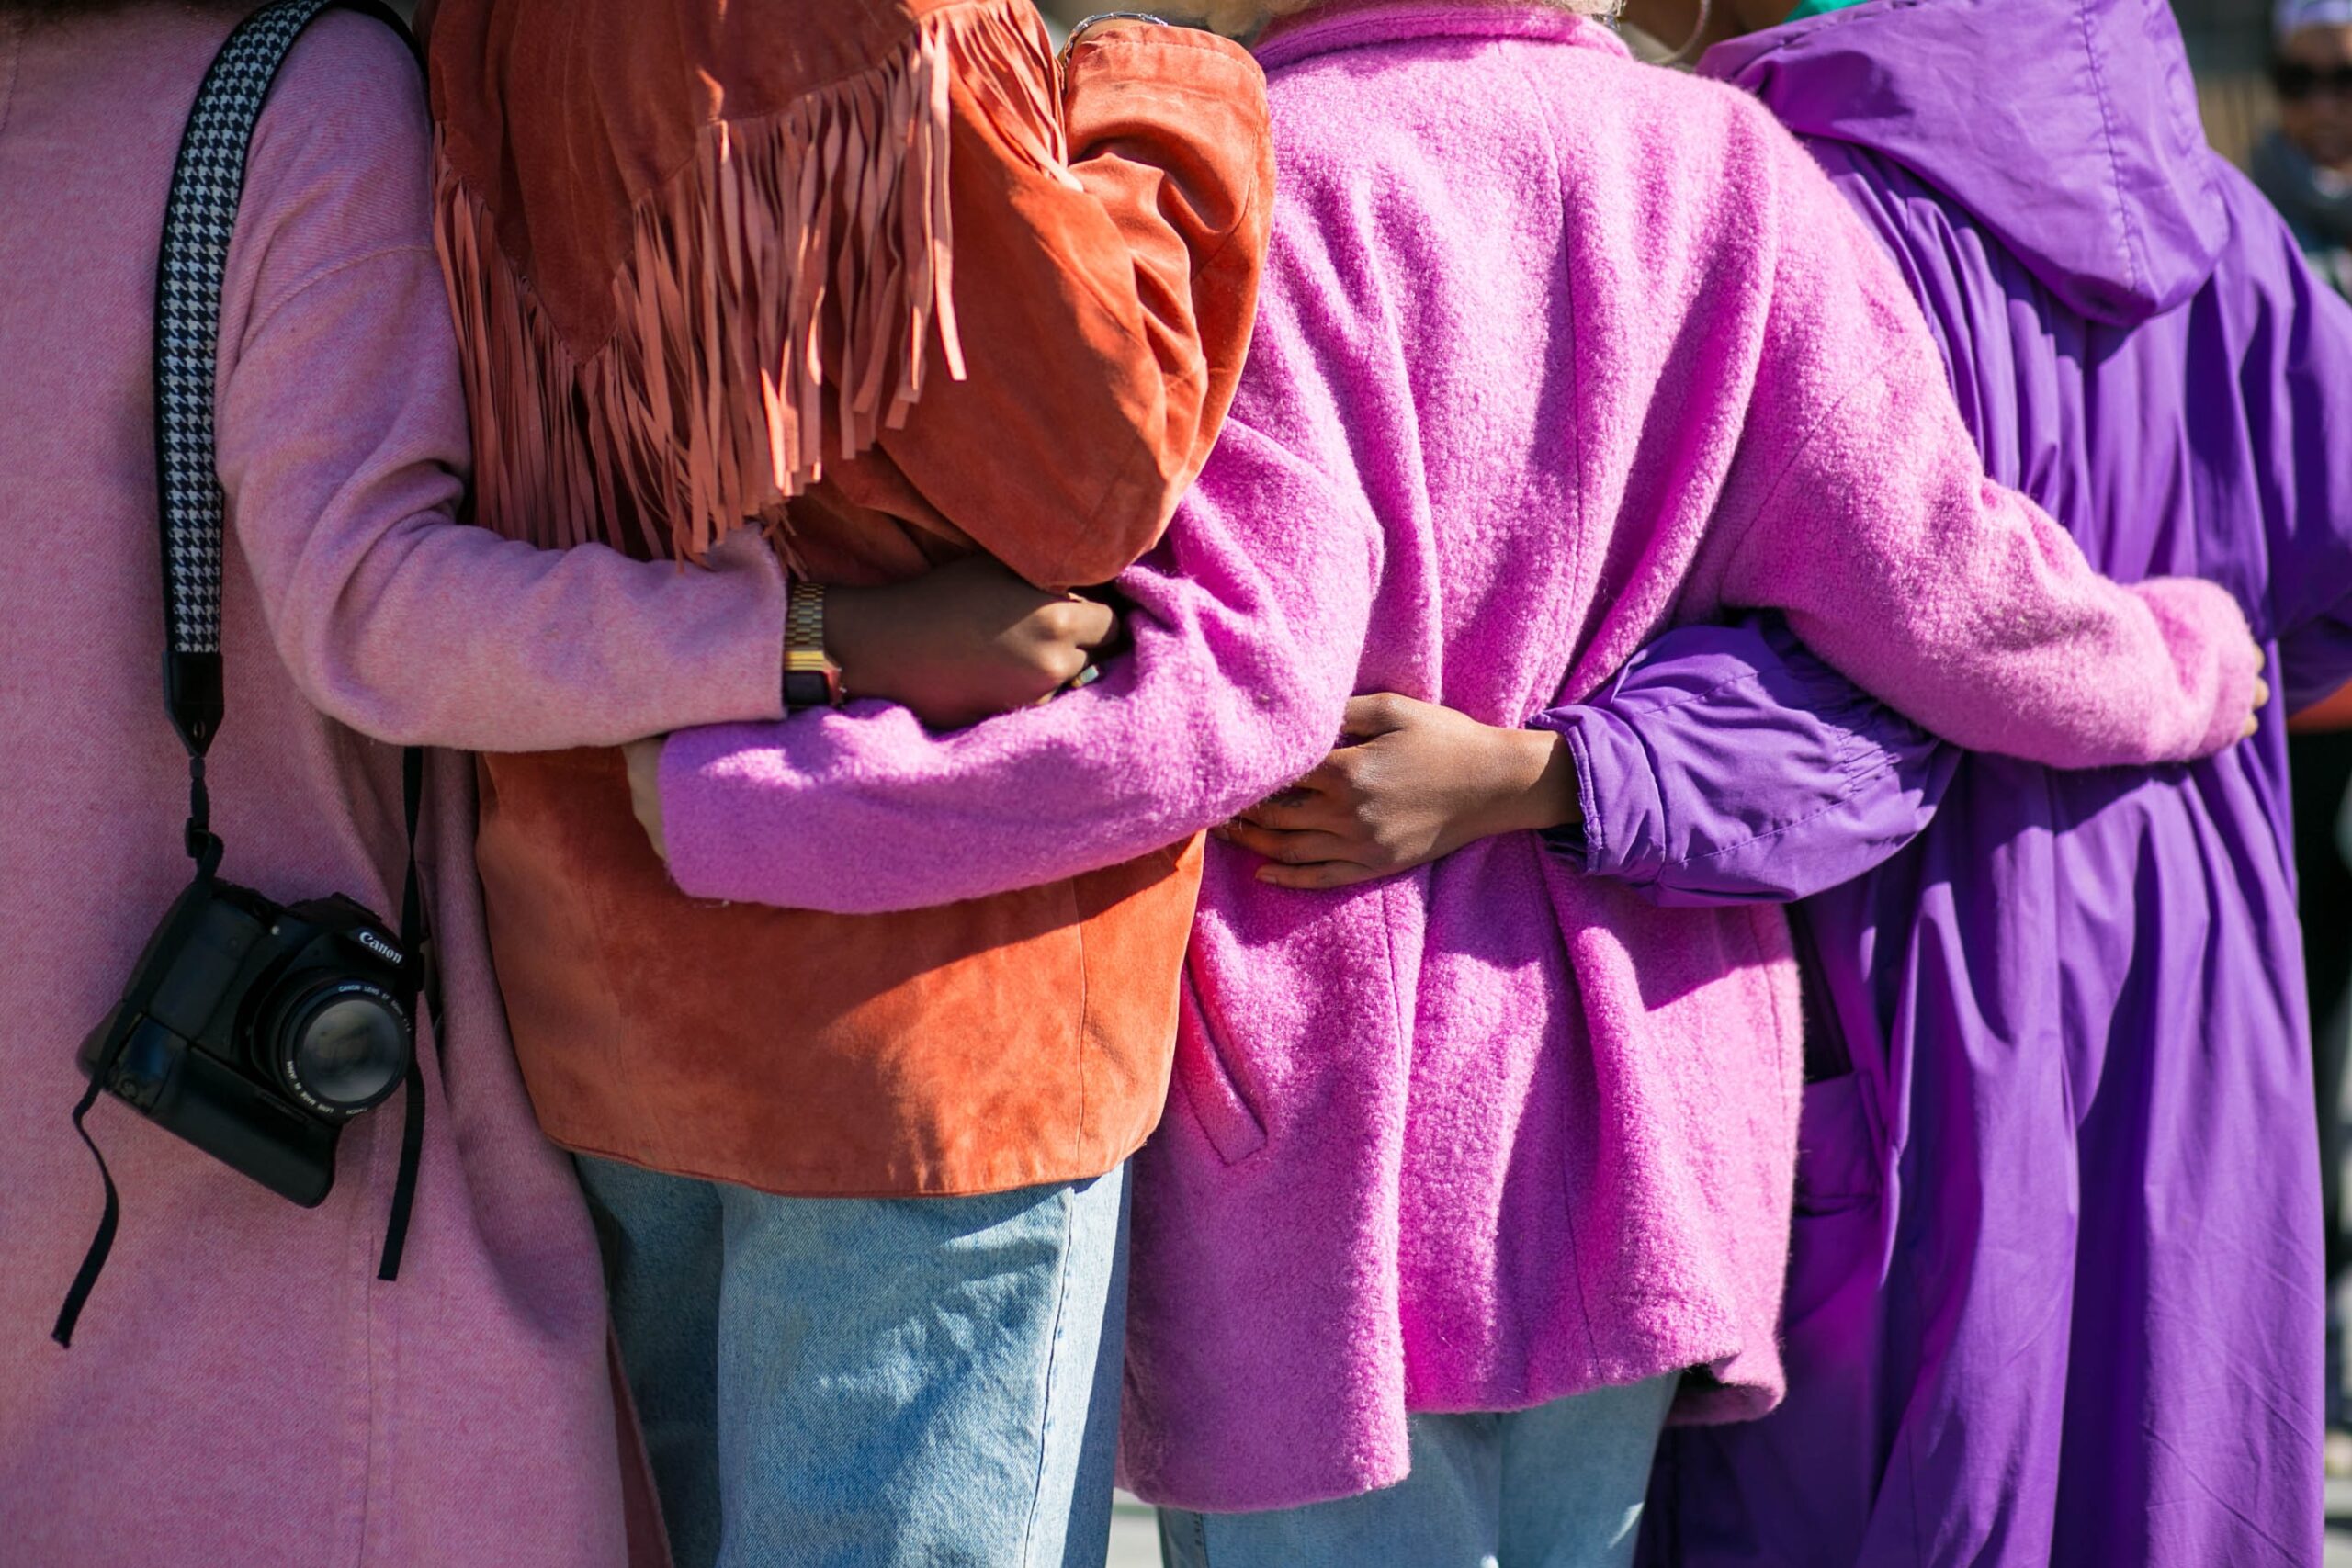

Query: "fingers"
left=2253, top=676, right=2271, bottom=710
left=1057, top=596, right=1120, bottom=650
left=1255, top=858, right=1390, bottom=891
left=1234, top=786, right=1334, bottom=834
left=1216, top=818, right=1360, bottom=866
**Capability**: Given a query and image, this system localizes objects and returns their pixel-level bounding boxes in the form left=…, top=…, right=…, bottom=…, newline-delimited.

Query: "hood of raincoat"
left=1704, top=0, right=2229, bottom=325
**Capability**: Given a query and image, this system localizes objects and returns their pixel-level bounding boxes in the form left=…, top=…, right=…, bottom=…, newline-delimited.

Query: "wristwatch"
left=784, top=581, right=843, bottom=711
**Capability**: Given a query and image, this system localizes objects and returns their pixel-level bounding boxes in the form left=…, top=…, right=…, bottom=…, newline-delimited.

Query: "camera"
left=79, top=876, right=414, bottom=1208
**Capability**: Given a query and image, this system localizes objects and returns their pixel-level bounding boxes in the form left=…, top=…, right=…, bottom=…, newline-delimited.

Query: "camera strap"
left=56, top=0, right=428, bottom=1348
left=376, top=744, right=433, bottom=1283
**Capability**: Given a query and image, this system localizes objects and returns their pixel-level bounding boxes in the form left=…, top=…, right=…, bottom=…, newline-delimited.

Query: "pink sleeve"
left=1701, top=129, right=2258, bottom=767
left=659, top=416, right=1378, bottom=913
left=214, top=17, right=788, bottom=753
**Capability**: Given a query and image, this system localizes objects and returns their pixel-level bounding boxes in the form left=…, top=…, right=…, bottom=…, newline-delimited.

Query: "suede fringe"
left=435, top=0, right=1069, bottom=559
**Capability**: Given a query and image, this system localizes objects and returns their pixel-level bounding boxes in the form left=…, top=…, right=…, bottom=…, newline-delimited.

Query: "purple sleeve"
left=1533, top=615, right=1954, bottom=907
left=2230, top=176, right=2352, bottom=712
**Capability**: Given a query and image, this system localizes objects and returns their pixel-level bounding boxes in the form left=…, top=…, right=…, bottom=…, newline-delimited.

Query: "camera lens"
left=268, top=979, right=411, bottom=1117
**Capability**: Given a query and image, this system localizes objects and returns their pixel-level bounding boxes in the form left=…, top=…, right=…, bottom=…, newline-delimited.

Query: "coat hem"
left=548, top=1128, right=1155, bottom=1201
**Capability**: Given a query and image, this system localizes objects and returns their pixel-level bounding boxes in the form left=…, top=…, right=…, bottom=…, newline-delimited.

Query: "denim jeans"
left=578, top=1156, right=1131, bottom=1568
left=1156, top=1374, right=1676, bottom=1568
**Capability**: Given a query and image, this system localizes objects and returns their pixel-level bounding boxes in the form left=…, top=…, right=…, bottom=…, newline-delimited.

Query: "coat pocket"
left=1174, top=967, right=1268, bottom=1165
left=1785, top=1070, right=1887, bottom=1359
left=1792, top=1070, right=1879, bottom=1216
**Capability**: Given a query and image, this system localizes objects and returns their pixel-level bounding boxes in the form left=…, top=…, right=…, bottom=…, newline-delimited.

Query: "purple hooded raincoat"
left=1547, top=2, right=2352, bottom=1562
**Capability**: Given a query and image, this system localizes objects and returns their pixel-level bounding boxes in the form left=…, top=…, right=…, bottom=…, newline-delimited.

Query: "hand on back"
left=625, top=554, right=1118, bottom=862
left=1220, top=694, right=1582, bottom=890
left=826, top=555, right=1117, bottom=731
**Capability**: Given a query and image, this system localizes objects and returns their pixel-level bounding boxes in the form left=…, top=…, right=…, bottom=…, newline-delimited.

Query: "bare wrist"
left=1477, top=727, right=1582, bottom=839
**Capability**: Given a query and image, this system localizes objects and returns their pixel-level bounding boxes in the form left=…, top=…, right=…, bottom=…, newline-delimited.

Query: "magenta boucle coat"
left=657, top=3, right=2260, bottom=1512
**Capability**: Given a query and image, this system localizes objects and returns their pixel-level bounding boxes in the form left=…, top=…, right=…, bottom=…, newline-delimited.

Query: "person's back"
left=1116, top=19, right=1841, bottom=1499
left=0, top=6, right=804, bottom=1561
left=1625, top=3, right=2352, bottom=1562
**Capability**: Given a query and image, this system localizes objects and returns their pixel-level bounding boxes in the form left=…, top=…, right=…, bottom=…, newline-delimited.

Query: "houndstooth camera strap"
left=151, top=0, right=440, bottom=1289
left=51, top=0, right=436, bottom=1352
left=154, top=0, right=345, bottom=761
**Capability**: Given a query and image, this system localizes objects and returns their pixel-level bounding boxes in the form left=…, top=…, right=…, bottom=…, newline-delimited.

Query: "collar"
left=1254, top=2, right=1630, bottom=74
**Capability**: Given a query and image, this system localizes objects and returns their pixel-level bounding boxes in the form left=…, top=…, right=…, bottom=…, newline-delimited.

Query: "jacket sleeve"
left=1695, top=116, right=2261, bottom=768
left=1533, top=615, right=1952, bottom=907
left=2233, top=176, right=2352, bottom=715
left=215, top=17, right=789, bottom=752
left=657, top=407, right=1378, bottom=912
left=856, top=26, right=1274, bottom=590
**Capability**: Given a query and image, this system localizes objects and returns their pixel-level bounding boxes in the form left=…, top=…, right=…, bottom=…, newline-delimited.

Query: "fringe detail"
left=435, top=0, right=1069, bottom=559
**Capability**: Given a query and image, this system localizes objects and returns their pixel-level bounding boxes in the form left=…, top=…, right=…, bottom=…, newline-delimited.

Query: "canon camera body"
left=79, top=877, right=414, bottom=1207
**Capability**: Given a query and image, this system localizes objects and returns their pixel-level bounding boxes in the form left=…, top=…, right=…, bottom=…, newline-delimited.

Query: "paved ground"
left=1109, top=1494, right=1158, bottom=1568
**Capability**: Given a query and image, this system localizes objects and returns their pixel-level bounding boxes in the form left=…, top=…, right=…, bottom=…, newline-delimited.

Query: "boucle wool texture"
left=658, top=3, right=2259, bottom=1512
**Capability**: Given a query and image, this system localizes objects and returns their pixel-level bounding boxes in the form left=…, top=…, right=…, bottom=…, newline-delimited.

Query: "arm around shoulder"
left=1702, top=129, right=2261, bottom=769
left=215, top=19, right=788, bottom=752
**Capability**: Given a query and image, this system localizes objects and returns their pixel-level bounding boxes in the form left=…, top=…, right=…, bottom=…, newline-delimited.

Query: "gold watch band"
left=784, top=581, right=842, bottom=707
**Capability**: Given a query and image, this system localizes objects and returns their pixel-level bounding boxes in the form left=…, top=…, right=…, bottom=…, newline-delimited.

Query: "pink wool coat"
left=0, top=13, right=789, bottom=1565
left=655, top=3, right=2259, bottom=1513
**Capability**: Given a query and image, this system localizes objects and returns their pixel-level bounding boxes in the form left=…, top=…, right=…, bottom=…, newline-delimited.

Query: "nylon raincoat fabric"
left=1580, top=3, right=2352, bottom=1563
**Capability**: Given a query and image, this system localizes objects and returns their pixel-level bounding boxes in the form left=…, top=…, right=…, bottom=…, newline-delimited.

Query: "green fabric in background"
left=1786, top=0, right=1872, bottom=18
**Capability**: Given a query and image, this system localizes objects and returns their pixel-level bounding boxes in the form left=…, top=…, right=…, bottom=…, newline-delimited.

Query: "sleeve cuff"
left=658, top=723, right=763, bottom=903
left=1531, top=705, right=1666, bottom=885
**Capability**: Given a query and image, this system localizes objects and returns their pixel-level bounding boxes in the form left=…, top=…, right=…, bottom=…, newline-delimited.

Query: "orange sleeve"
left=867, top=25, right=1274, bottom=591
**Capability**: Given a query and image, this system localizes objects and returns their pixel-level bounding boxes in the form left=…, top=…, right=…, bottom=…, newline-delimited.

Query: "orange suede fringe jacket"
left=426, top=0, right=1273, bottom=1196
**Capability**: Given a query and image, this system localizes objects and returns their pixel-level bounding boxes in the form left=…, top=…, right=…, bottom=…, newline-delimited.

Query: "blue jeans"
left=1156, top=1375, right=1676, bottom=1568
left=578, top=1156, right=1131, bottom=1568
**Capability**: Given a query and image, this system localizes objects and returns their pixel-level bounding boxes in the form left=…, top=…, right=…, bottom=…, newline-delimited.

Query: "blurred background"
left=2178, top=0, right=2290, bottom=166
left=381, top=3, right=2278, bottom=170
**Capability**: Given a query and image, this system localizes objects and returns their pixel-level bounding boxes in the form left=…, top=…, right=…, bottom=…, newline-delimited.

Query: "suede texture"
left=479, top=750, right=1199, bottom=1195
left=451, top=24, right=1272, bottom=1196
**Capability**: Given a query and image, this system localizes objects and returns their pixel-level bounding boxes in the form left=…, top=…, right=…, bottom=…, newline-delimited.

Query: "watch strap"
left=784, top=581, right=842, bottom=709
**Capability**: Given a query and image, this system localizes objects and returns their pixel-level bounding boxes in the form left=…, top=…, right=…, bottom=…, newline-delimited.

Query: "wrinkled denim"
left=581, top=1157, right=1130, bottom=1568
left=1157, top=1375, right=1674, bottom=1568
